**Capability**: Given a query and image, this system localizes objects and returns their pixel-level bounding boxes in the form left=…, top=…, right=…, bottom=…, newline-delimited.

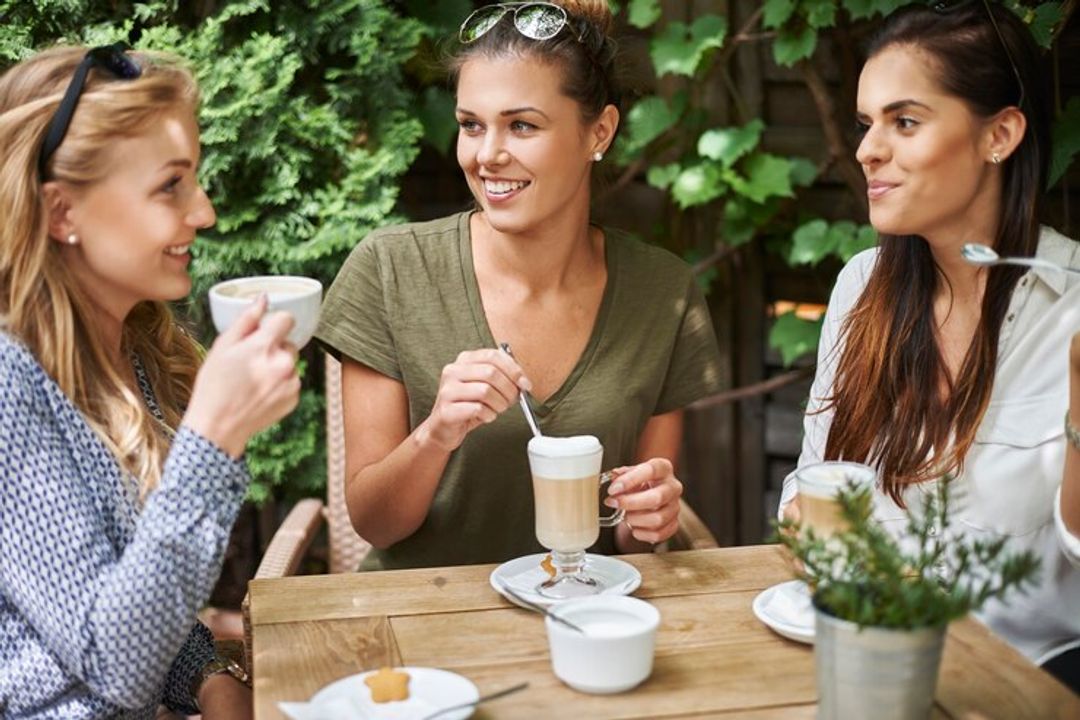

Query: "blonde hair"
left=0, top=46, right=204, bottom=498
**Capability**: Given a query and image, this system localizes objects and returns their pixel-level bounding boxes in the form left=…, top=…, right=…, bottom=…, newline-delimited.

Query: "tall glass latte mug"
left=528, top=436, right=624, bottom=599
left=794, top=461, right=876, bottom=538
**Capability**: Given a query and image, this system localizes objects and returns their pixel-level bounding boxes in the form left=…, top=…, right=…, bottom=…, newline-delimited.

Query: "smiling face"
left=57, top=105, right=215, bottom=320
left=455, top=53, right=613, bottom=236
left=855, top=44, right=999, bottom=243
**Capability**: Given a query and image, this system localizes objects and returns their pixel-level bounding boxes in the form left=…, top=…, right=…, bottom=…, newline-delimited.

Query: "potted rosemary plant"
left=777, top=480, right=1040, bottom=720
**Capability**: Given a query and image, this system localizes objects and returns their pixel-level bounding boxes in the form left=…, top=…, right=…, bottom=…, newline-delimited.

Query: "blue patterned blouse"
left=0, top=331, right=250, bottom=718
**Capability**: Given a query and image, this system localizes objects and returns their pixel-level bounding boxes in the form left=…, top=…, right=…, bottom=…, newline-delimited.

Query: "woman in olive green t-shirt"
left=314, top=0, right=723, bottom=570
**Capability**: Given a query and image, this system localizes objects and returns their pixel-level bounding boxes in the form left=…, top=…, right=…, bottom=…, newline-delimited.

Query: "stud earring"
left=66, top=233, right=79, bottom=245
left=991, top=152, right=1001, bottom=165
left=593, top=151, right=603, bottom=162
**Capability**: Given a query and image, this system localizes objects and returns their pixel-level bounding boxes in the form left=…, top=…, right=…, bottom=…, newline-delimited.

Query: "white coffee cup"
left=545, top=595, right=660, bottom=694
left=208, top=276, right=322, bottom=348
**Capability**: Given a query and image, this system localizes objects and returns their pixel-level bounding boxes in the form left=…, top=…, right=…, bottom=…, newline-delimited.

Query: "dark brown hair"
left=824, top=2, right=1052, bottom=502
left=449, top=0, right=621, bottom=125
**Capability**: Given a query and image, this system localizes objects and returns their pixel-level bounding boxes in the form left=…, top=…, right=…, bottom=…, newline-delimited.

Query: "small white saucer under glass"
left=752, top=579, right=815, bottom=645
left=490, top=552, right=642, bottom=609
left=278, top=666, right=478, bottom=720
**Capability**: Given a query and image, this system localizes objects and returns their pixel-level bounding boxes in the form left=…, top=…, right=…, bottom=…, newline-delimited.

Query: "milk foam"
left=528, top=435, right=602, bottom=480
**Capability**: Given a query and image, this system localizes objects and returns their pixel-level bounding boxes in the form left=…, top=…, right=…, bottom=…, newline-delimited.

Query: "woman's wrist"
left=413, top=416, right=458, bottom=454
left=181, top=409, right=245, bottom=459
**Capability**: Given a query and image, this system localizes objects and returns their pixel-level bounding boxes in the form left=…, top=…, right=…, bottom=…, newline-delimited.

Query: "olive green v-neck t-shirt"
left=315, top=212, right=722, bottom=570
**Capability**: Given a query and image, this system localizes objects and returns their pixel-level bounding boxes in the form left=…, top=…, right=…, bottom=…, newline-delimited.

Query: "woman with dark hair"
left=779, top=1, right=1080, bottom=690
left=315, top=1, right=722, bottom=571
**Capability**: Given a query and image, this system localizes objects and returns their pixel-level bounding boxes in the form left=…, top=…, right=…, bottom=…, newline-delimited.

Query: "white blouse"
left=780, top=226, right=1080, bottom=664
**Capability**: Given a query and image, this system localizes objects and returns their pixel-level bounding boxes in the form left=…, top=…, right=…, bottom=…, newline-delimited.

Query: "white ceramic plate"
left=279, top=666, right=479, bottom=720
left=752, top=579, right=815, bottom=645
left=490, top=552, right=642, bottom=609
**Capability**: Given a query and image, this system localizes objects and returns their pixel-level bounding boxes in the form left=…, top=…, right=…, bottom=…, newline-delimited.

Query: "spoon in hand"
left=498, top=343, right=543, bottom=438
left=961, top=243, right=1080, bottom=274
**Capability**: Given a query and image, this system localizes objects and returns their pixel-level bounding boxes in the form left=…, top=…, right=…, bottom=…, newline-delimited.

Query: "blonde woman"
left=0, top=45, right=299, bottom=718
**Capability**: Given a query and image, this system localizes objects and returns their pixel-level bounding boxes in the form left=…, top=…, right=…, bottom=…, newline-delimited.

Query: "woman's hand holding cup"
left=604, top=458, right=683, bottom=545
left=419, top=349, right=533, bottom=452
left=182, top=295, right=301, bottom=457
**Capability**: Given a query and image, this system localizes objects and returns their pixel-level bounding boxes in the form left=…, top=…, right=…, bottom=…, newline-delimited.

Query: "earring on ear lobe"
left=66, top=233, right=79, bottom=245
left=992, top=152, right=1001, bottom=165
left=593, top=151, right=603, bottom=162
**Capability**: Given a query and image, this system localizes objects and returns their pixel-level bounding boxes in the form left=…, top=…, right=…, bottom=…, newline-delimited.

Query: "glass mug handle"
left=598, top=471, right=626, bottom=527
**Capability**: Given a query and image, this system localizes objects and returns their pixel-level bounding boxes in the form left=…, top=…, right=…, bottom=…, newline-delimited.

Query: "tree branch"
left=691, top=243, right=740, bottom=275
left=1053, top=0, right=1078, bottom=46
left=687, top=366, right=815, bottom=410
left=798, top=58, right=867, bottom=213
left=595, top=156, right=647, bottom=206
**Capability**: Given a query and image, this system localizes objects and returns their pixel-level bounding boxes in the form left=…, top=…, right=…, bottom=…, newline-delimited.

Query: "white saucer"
left=490, top=552, right=642, bottom=608
left=279, top=666, right=478, bottom=720
left=752, top=579, right=815, bottom=645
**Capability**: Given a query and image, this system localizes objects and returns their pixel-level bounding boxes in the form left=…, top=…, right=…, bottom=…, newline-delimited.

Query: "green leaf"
left=622, top=93, right=687, bottom=157
left=805, top=0, right=837, bottom=29
left=762, top=0, right=797, bottom=29
left=789, top=218, right=830, bottom=266
left=721, top=197, right=782, bottom=247
left=839, top=224, right=878, bottom=262
left=769, top=312, right=823, bottom=366
left=842, top=0, right=907, bottom=21
left=789, top=157, right=819, bottom=187
left=646, top=162, right=682, bottom=190
left=1027, top=2, right=1062, bottom=49
left=698, top=119, right=764, bottom=167
left=728, top=153, right=794, bottom=204
left=773, top=24, right=818, bottom=67
left=672, top=163, right=726, bottom=208
left=1049, top=98, right=1080, bottom=188
left=417, top=86, right=457, bottom=156
left=650, top=14, right=728, bottom=77
left=627, top=0, right=662, bottom=29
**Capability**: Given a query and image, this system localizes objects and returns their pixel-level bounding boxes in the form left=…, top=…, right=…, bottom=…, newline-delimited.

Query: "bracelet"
left=191, top=655, right=251, bottom=709
left=1066, top=411, right=1080, bottom=451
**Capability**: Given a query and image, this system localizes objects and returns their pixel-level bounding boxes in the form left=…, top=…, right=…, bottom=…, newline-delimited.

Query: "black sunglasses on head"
left=38, top=42, right=142, bottom=179
left=931, top=0, right=1026, bottom=110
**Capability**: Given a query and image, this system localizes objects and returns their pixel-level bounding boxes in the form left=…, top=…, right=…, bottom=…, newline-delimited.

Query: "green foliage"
left=3, top=0, right=426, bottom=503
left=789, top=220, right=877, bottom=266
left=769, top=312, right=823, bottom=367
left=620, top=93, right=687, bottom=160
left=776, top=480, right=1040, bottom=629
left=649, top=14, right=727, bottom=77
left=698, top=119, right=764, bottom=167
left=627, top=0, right=661, bottom=29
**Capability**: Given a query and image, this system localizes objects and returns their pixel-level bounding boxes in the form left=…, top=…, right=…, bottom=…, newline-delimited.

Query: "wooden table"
left=247, top=546, right=1080, bottom=718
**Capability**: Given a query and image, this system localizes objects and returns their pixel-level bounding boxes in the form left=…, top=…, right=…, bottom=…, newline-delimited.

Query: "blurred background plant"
left=775, top=479, right=1040, bottom=628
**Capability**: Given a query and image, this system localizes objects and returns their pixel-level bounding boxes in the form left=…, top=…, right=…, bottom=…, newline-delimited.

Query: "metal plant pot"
left=814, top=607, right=947, bottom=720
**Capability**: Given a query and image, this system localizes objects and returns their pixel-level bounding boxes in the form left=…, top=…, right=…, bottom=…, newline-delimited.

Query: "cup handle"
left=598, top=471, right=626, bottom=527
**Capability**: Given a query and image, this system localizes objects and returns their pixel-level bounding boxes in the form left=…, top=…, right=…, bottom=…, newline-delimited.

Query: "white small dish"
left=490, top=552, right=642, bottom=609
left=752, top=579, right=815, bottom=645
left=279, top=666, right=478, bottom=720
